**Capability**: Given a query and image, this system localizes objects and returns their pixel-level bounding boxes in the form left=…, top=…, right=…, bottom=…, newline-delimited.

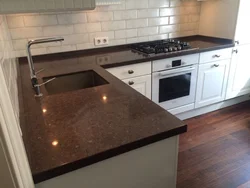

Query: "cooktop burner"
left=131, top=39, right=196, bottom=56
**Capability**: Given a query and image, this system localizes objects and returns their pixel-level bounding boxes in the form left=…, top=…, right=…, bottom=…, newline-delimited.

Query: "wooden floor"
left=177, top=101, right=250, bottom=188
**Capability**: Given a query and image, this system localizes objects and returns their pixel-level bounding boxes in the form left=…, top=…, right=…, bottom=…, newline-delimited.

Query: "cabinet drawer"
left=106, top=62, right=151, bottom=80
left=199, top=48, right=232, bottom=64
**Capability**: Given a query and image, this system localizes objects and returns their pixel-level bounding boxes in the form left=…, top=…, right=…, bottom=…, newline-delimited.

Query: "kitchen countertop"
left=18, top=35, right=234, bottom=184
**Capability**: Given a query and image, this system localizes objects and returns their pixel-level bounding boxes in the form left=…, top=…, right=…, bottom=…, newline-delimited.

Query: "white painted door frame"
left=0, top=66, right=34, bottom=188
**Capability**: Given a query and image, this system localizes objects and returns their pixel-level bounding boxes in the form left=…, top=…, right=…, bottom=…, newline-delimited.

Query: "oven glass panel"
left=159, top=73, right=191, bottom=103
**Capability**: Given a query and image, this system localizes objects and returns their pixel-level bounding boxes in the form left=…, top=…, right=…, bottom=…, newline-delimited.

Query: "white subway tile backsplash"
left=87, top=11, right=113, bottom=22
left=74, top=22, right=101, bottom=33
left=126, top=19, right=148, bottom=29
left=101, top=20, right=126, bottom=31
left=137, top=9, right=159, bottom=18
left=57, top=12, right=87, bottom=24
left=43, top=25, right=74, bottom=36
left=148, top=17, right=169, bottom=26
left=149, top=34, right=168, bottom=41
left=47, top=44, right=76, bottom=53
left=24, top=14, right=58, bottom=26
left=110, top=39, right=126, bottom=46
left=160, top=8, right=181, bottom=16
left=3, top=0, right=201, bottom=57
left=6, top=16, right=24, bottom=28
left=148, top=0, right=169, bottom=8
left=63, top=34, right=89, bottom=44
left=115, top=29, right=137, bottom=39
left=12, top=39, right=28, bottom=50
left=137, top=27, right=158, bottom=36
left=89, top=31, right=115, bottom=41
left=10, top=27, right=43, bottom=39
left=125, top=0, right=148, bottom=9
left=160, top=24, right=179, bottom=33
left=114, top=10, right=137, bottom=20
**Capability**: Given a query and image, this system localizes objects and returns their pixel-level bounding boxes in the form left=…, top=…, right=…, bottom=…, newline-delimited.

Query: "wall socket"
left=94, top=37, right=109, bottom=46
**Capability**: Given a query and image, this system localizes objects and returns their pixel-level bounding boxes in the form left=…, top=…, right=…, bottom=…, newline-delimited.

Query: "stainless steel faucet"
left=26, top=37, right=64, bottom=97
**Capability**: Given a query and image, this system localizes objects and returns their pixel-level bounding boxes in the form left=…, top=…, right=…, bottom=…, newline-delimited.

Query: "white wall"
left=0, top=14, right=34, bottom=188
left=0, top=129, right=16, bottom=188
left=5, top=0, right=201, bottom=57
left=199, top=0, right=239, bottom=39
left=0, top=15, right=19, bottom=122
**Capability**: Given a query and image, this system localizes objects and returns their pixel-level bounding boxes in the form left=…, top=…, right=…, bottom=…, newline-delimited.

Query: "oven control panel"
left=172, top=60, right=182, bottom=67
left=152, top=54, right=199, bottom=72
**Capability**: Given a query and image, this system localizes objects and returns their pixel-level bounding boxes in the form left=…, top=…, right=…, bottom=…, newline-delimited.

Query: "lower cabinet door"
left=195, top=59, right=230, bottom=108
left=226, top=44, right=250, bottom=99
left=122, top=75, right=151, bottom=99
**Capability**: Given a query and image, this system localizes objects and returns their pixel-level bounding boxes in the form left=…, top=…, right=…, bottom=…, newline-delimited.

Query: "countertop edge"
left=33, top=124, right=187, bottom=184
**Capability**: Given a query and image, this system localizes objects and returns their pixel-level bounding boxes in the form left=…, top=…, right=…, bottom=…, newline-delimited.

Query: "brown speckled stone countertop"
left=18, top=35, right=234, bottom=184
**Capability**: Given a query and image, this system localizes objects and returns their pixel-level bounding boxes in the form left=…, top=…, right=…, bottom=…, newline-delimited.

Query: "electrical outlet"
left=94, top=37, right=109, bottom=46
left=96, top=55, right=111, bottom=64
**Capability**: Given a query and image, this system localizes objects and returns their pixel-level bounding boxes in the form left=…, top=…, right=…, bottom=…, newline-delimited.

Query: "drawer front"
left=152, top=54, right=199, bottom=72
left=199, top=48, right=233, bottom=64
left=106, top=62, right=151, bottom=80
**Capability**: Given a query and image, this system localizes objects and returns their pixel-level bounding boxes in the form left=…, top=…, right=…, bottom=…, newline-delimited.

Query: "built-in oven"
left=152, top=54, right=199, bottom=112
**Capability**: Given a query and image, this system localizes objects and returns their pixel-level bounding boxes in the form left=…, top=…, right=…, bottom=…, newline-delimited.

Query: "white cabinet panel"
left=195, top=60, right=230, bottom=108
left=226, top=44, right=250, bottom=99
left=122, top=75, right=151, bottom=99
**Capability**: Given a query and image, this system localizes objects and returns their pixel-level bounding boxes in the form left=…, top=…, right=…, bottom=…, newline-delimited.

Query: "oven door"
left=152, top=65, right=198, bottom=110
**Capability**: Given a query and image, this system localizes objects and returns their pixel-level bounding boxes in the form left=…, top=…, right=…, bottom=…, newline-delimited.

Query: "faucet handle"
left=35, top=68, right=45, bottom=75
left=35, top=77, right=56, bottom=87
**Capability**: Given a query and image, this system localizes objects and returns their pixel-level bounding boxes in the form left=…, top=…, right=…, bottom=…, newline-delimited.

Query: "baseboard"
left=175, top=95, right=250, bottom=120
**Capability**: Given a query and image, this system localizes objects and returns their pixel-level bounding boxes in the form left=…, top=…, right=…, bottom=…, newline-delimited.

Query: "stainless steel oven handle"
left=159, top=67, right=196, bottom=77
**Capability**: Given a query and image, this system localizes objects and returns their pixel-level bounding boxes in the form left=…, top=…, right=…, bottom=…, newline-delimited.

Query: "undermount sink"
left=43, top=70, right=109, bottom=95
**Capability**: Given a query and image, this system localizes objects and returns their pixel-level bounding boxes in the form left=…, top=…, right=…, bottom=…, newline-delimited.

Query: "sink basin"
left=43, top=70, right=109, bottom=95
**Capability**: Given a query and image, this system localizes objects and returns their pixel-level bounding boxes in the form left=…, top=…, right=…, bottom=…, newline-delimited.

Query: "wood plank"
left=177, top=101, right=250, bottom=188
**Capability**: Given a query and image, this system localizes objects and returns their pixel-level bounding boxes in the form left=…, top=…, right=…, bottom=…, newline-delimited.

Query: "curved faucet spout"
left=26, top=37, right=64, bottom=96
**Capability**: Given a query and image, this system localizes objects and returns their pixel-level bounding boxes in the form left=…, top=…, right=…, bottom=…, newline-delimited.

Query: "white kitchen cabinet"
left=0, top=0, right=95, bottom=14
left=226, top=44, right=250, bottom=99
left=195, top=60, right=230, bottom=108
left=122, top=75, right=151, bottom=99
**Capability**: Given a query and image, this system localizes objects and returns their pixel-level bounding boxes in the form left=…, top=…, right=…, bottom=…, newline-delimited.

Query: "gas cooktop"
left=131, top=39, right=198, bottom=56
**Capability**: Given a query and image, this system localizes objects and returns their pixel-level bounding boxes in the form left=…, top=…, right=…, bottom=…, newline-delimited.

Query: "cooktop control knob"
left=177, top=46, right=182, bottom=50
left=164, top=48, right=169, bottom=53
left=169, top=47, right=173, bottom=52
left=173, top=47, right=178, bottom=51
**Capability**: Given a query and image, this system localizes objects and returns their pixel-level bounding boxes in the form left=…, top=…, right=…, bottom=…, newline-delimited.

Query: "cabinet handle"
left=213, top=64, right=220, bottom=67
left=233, top=49, right=238, bottom=54
left=128, top=81, right=134, bottom=85
left=213, top=55, right=221, bottom=58
left=235, top=40, right=240, bottom=45
left=128, top=70, right=134, bottom=74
